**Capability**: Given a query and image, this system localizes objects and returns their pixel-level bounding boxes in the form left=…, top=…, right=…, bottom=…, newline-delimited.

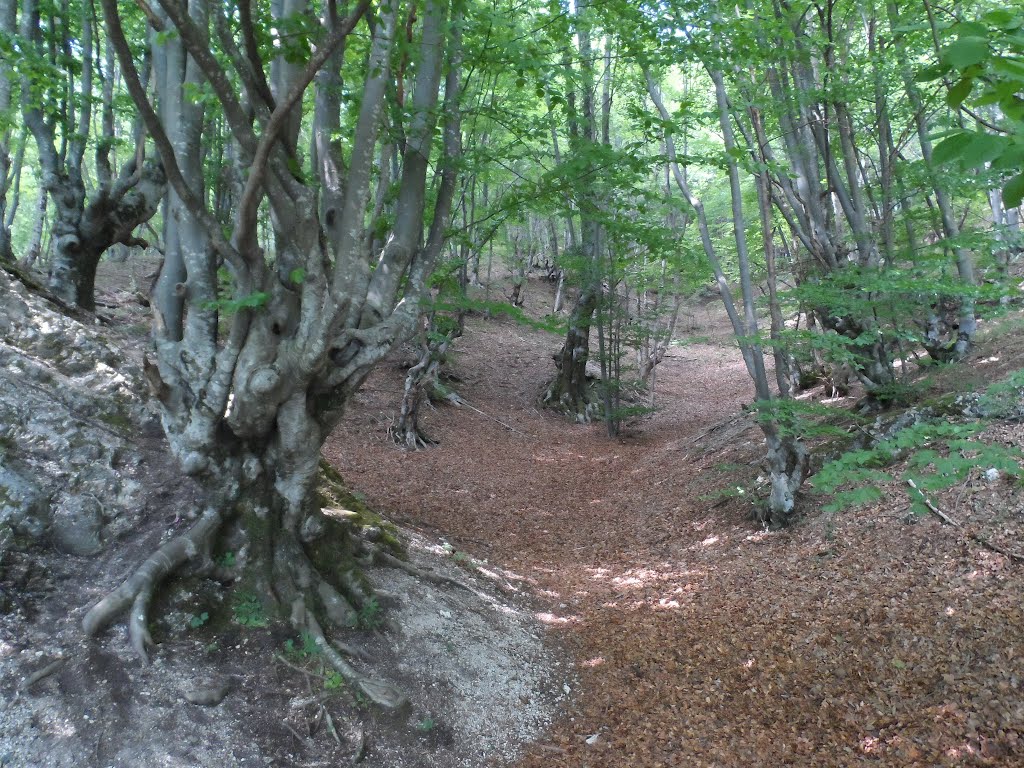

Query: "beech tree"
left=84, top=0, right=462, bottom=707
left=18, top=0, right=165, bottom=309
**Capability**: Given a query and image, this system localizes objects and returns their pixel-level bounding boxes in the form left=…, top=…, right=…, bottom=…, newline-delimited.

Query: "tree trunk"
left=544, top=284, right=599, bottom=422
left=542, top=0, right=602, bottom=421
left=92, top=0, right=461, bottom=707
left=19, top=187, right=47, bottom=269
left=46, top=164, right=166, bottom=310
left=0, top=0, right=18, bottom=262
left=391, top=318, right=460, bottom=449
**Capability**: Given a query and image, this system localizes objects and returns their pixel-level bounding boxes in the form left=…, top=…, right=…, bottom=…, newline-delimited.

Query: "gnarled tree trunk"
left=89, top=0, right=463, bottom=706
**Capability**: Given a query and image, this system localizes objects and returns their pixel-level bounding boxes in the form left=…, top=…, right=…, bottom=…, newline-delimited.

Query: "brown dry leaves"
left=327, top=287, right=1024, bottom=768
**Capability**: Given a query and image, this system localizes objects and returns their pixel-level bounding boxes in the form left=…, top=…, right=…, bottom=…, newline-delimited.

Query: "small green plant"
left=187, top=611, right=210, bottom=629
left=452, top=550, right=475, bottom=567
left=415, top=717, right=436, bottom=733
left=232, top=591, right=269, bottom=628
left=216, top=551, right=236, bottom=568
left=324, top=671, right=345, bottom=690
left=202, top=290, right=270, bottom=315
left=357, top=597, right=382, bottom=630
left=976, top=368, right=1024, bottom=420
left=283, top=631, right=319, bottom=660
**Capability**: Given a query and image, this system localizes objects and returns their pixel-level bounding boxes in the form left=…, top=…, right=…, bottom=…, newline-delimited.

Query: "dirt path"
left=327, top=282, right=1024, bottom=767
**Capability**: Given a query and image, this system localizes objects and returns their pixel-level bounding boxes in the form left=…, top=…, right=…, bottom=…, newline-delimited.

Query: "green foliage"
left=231, top=591, right=269, bottom=628
left=814, top=419, right=1023, bottom=514
left=923, top=11, right=1024, bottom=206
left=187, top=611, right=210, bottom=629
left=976, top=368, right=1024, bottom=419
left=750, top=397, right=857, bottom=441
left=324, top=671, right=346, bottom=690
left=203, top=291, right=271, bottom=315
left=216, top=550, right=236, bottom=568
left=357, top=597, right=382, bottom=630
left=282, top=632, right=346, bottom=691
left=415, top=717, right=436, bottom=732
left=283, top=632, right=319, bottom=661
left=427, top=295, right=563, bottom=334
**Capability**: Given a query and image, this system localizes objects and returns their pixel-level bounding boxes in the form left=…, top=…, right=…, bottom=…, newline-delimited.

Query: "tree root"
left=301, top=610, right=408, bottom=710
left=82, top=507, right=223, bottom=663
left=83, top=503, right=409, bottom=710
left=388, top=421, right=439, bottom=451
left=371, top=547, right=475, bottom=593
left=21, top=657, right=66, bottom=690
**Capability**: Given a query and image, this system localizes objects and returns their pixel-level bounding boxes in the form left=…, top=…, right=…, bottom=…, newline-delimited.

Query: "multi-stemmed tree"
left=84, top=0, right=463, bottom=706
left=17, top=0, right=165, bottom=308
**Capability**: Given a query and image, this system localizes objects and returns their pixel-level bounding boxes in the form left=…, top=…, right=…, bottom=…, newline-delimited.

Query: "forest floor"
left=4, top=256, right=1024, bottom=767
left=328, top=274, right=1024, bottom=767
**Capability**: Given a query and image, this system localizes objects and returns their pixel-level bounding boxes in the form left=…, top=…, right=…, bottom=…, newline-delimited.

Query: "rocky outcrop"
left=0, top=267, right=151, bottom=556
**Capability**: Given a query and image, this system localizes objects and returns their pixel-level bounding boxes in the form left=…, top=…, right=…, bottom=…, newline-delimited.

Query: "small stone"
left=184, top=679, right=230, bottom=706
left=985, top=468, right=1000, bottom=483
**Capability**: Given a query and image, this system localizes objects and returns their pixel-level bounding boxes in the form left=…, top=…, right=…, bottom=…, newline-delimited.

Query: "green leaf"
left=1004, top=173, right=1024, bottom=208
left=982, top=10, right=1022, bottom=30
left=959, top=133, right=1005, bottom=167
left=992, top=57, right=1024, bottom=82
left=946, top=78, right=974, bottom=108
left=915, top=64, right=949, bottom=82
left=956, top=22, right=991, bottom=39
left=943, top=37, right=990, bottom=70
left=289, top=267, right=306, bottom=285
left=931, top=132, right=973, bottom=164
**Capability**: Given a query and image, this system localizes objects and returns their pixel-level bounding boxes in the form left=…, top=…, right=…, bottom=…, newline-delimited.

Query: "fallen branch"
left=906, top=479, right=956, bottom=526
left=906, top=478, right=1024, bottom=564
left=444, top=392, right=534, bottom=438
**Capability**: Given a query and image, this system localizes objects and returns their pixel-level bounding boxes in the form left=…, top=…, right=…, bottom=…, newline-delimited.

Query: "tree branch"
left=101, top=0, right=241, bottom=266
left=235, top=0, right=372, bottom=255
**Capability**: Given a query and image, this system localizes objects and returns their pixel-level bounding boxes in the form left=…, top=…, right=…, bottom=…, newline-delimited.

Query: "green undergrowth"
left=811, top=369, right=1024, bottom=514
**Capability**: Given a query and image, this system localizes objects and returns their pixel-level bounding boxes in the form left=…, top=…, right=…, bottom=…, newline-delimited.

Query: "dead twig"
left=21, top=657, right=65, bottom=690
left=906, top=479, right=1024, bottom=564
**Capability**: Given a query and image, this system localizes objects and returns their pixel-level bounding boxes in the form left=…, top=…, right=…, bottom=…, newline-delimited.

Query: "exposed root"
left=82, top=507, right=223, bottom=662
left=388, top=420, right=439, bottom=451
left=301, top=610, right=408, bottom=710
left=21, top=657, right=65, bottom=690
left=371, top=547, right=475, bottom=593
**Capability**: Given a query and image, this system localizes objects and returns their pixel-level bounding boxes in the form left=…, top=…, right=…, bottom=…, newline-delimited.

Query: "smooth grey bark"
left=19, top=186, right=47, bottom=269
left=94, top=0, right=461, bottom=707
left=0, top=0, right=16, bottom=262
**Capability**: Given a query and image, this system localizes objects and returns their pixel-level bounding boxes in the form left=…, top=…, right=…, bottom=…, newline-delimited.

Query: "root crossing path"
left=327, top=308, right=1024, bottom=767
